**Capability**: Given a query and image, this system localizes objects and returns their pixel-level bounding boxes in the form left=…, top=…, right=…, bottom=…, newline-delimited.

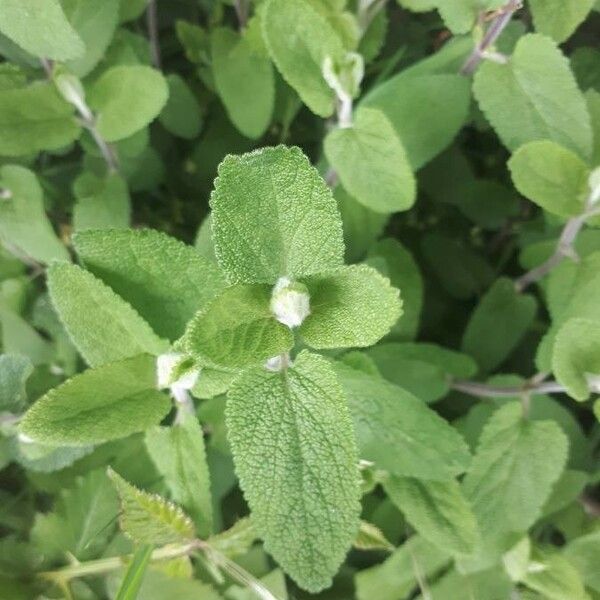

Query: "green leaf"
left=300, top=264, right=401, bottom=349
left=0, top=83, right=81, bottom=156
left=145, top=414, right=213, bottom=538
left=324, top=108, right=415, bottom=214
left=19, top=354, right=171, bottom=446
left=208, top=517, right=257, bottom=558
left=564, top=531, right=600, bottom=592
left=367, top=342, right=477, bottom=403
left=0, top=165, right=69, bottom=264
left=522, top=550, right=589, bottom=600
left=462, top=278, right=537, bottom=373
left=355, top=535, right=450, bottom=600
left=0, top=354, right=32, bottom=411
left=508, top=141, right=590, bottom=218
left=367, top=238, right=423, bottom=341
left=48, top=262, right=168, bottom=367
left=335, top=361, right=471, bottom=480
left=108, top=468, right=196, bottom=546
left=473, top=33, right=592, bottom=160
left=262, top=0, right=344, bottom=117
left=88, top=66, right=169, bottom=142
left=536, top=252, right=600, bottom=371
left=529, top=0, right=594, bottom=43
left=158, top=74, right=202, bottom=139
left=0, top=0, right=84, bottom=60
left=211, top=27, right=274, bottom=139
left=73, top=172, right=131, bottom=232
left=383, top=475, right=479, bottom=555
left=552, top=318, right=600, bottom=401
left=462, top=403, right=568, bottom=556
left=210, top=146, right=344, bottom=284
left=74, top=228, right=226, bottom=341
left=30, top=469, right=119, bottom=562
left=115, top=544, right=154, bottom=600
left=226, top=351, right=360, bottom=592
left=184, top=284, right=293, bottom=369
left=62, top=0, right=120, bottom=77
left=362, top=71, right=471, bottom=168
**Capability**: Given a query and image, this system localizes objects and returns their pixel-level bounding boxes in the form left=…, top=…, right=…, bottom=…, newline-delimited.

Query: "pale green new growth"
left=508, top=141, right=591, bottom=218
left=108, top=468, right=196, bottom=546
left=553, top=318, right=600, bottom=401
left=354, top=521, right=394, bottom=552
left=522, top=551, right=589, bottom=600
left=0, top=0, right=84, bottom=60
left=88, top=66, right=169, bottom=142
left=0, top=165, right=69, bottom=264
left=462, top=278, right=537, bottom=373
left=226, top=351, right=361, bottom=592
left=48, top=262, right=168, bottom=367
left=262, top=0, right=344, bottom=117
left=19, top=354, right=171, bottom=446
left=300, top=264, right=402, bottom=349
left=145, top=414, right=213, bottom=538
left=211, top=27, right=274, bottom=139
left=0, top=83, right=81, bottom=156
left=74, top=228, right=226, bottom=340
left=463, top=403, right=568, bottom=543
left=324, top=107, right=416, bottom=214
left=335, top=361, right=471, bottom=480
left=210, top=145, right=344, bottom=284
left=184, top=284, right=293, bottom=369
left=384, top=475, right=479, bottom=555
left=473, top=34, right=592, bottom=160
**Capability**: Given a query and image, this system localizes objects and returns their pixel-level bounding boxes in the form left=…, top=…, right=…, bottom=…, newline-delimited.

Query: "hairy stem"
left=147, top=0, right=162, bottom=69
left=460, top=0, right=522, bottom=75
left=451, top=379, right=567, bottom=399
left=39, top=540, right=204, bottom=583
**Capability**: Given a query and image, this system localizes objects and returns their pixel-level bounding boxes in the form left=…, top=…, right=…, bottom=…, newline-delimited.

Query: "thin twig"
left=147, top=0, right=161, bottom=69
left=85, top=121, right=120, bottom=173
left=514, top=202, right=600, bottom=292
left=460, top=0, right=522, bottom=75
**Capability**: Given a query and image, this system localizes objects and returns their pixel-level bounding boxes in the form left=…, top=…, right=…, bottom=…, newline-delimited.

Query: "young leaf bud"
left=270, top=277, right=310, bottom=328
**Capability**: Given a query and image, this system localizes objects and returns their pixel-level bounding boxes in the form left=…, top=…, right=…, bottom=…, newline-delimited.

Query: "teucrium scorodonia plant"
left=2, top=0, right=600, bottom=599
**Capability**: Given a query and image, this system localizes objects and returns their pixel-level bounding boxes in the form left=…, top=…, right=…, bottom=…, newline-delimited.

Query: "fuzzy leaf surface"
left=300, top=264, right=401, bottom=349
left=226, top=351, right=361, bottom=592
left=48, top=263, right=167, bottom=367
left=19, top=354, right=171, bottom=446
left=473, top=34, right=592, bottom=159
left=108, top=468, right=196, bottom=546
left=74, top=228, right=226, bottom=340
left=210, top=145, right=344, bottom=284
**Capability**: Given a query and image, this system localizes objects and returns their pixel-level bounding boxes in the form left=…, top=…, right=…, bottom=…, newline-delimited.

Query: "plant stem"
left=460, top=0, right=522, bottom=75
left=85, top=120, right=120, bottom=173
left=147, top=0, right=162, bottom=69
left=39, top=540, right=204, bottom=583
left=451, top=378, right=567, bottom=399
left=234, top=0, right=250, bottom=29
